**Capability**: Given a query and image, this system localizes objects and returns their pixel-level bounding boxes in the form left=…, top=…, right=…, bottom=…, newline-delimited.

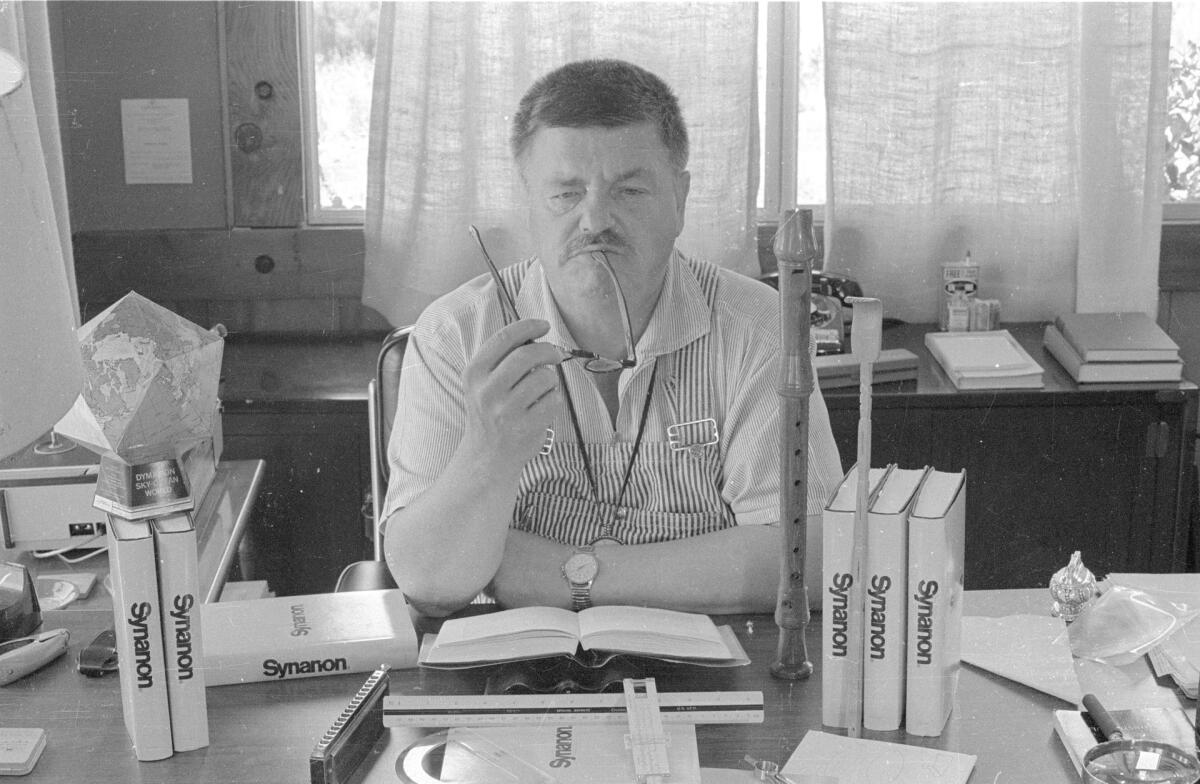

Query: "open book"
left=419, top=605, right=750, bottom=668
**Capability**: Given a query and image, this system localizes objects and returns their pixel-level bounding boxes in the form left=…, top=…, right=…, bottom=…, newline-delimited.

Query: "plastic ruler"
left=382, top=688, right=764, bottom=727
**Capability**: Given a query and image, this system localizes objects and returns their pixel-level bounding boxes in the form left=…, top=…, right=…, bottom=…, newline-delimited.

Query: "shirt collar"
left=515, top=249, right=711, bottom=360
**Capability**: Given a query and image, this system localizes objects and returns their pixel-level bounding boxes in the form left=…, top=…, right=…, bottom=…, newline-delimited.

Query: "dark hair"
left=510, top=59, right=689, bottom=171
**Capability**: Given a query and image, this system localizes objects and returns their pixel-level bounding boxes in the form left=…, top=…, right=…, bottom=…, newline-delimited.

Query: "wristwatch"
left=561, top=545, right=599, bottom=611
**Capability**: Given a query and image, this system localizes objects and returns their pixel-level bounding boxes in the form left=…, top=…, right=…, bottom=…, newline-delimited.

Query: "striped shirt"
left=382, top=250, right=843, bottom=546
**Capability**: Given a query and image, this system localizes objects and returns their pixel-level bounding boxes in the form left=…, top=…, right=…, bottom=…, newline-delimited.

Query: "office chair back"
left=344, top=324, right=493, bottom=603
left=337, top=325, right=412, bottom=592
left=370, top=325, right=413, bottom=532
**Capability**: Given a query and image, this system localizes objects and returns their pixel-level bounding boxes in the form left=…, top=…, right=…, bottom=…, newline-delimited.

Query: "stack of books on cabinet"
left=1043, top=312, right=1183, bottom=384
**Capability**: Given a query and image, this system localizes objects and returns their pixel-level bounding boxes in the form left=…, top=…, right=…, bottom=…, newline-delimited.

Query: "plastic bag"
left=1068, top=583, right=1200, bottom=665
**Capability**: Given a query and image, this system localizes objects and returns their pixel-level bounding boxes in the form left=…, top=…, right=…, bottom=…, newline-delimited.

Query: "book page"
left=432, top=606, right=580, bottom=647
left=576, top=605, right=731, bottom=660
left=422, top=634, right=580, bottom=665
left=927, top=331, right=1036, bottom=373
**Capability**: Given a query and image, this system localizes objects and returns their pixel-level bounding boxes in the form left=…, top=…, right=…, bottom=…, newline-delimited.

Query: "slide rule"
left=623, top=678, right=669, bottom=784
left=383, top=689, right=764, bottom=727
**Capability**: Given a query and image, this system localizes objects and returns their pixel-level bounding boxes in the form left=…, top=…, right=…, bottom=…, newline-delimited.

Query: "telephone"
left=811, top=271, right=863, bottom=354
left=760, top=269, right=864, bottom=354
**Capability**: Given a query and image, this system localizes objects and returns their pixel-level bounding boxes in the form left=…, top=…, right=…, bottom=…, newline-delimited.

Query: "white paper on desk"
left=960, top=614, right=1082, bottom=704
left=782, top=731, right=975, bottom=784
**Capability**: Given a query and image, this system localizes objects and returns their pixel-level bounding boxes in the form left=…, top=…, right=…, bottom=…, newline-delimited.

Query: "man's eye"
left=547, top=191, right=582, bottom=213
left=620, top=187, right=649, bottom=197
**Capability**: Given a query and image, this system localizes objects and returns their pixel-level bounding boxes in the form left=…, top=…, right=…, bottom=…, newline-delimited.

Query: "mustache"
left=562, top=231, right=628, bottom=258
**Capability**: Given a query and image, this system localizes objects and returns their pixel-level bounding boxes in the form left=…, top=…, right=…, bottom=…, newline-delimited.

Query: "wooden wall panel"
left=56, top=1, right=227, bottom=231
left=73, top=228, right=391, bottom=335
left=1161, top=223, right=1200, bottom=291
left=225, top=2, right=304, bottom=226
left=1161, top=290, right=1200, bottom=385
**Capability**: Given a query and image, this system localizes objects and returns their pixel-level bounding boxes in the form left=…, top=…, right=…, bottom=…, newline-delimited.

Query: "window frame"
left=297, top=1, right=368, bottom=227
left=760, top=1, right=797, bottom=221
left=1163, top=202, right=1200, bottom=224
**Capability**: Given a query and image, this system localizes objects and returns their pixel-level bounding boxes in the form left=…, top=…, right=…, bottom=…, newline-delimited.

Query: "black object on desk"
left=484, top=654, right=651, bottom=695
left=310, top=665, right=390, bottom=784
left=0, top=562, right=40, bottom=643
left=77, top=628, right=118, bottom=677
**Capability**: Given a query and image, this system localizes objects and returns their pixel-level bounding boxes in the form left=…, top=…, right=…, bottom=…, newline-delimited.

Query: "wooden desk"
left=1, top=589, right=1187, bottom=783
left=10, top=459, right=265, bottom=605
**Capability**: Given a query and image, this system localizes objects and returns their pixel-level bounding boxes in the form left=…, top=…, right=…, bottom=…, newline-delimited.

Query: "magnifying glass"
left=1082, top=739, right=1200, bottom=784
left=1080, top=694, right=1200, bottom=784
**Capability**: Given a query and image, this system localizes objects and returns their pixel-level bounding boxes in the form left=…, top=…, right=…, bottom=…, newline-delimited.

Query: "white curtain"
left=823, top=2, right=1171, bottom=323
left=363, top=2, right=759, bottom=328
left=0, top=1, right=82, bottom=457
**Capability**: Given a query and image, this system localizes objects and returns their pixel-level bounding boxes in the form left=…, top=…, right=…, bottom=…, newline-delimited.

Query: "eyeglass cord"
left=555, top=360, right=657, bottom=543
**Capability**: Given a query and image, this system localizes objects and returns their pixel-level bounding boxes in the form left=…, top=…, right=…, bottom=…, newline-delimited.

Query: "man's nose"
left=578, top=191, right=615, bottom=235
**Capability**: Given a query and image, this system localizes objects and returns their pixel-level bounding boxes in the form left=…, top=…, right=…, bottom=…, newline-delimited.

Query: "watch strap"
left=564, top=545, right=596, bottom=611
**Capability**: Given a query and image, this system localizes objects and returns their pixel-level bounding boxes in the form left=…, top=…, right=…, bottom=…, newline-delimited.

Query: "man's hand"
left=460, top=319, right=564, bottom=464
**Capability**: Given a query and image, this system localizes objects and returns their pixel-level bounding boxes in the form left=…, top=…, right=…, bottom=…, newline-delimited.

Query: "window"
left=299, top=0, right=379, bottom=225
left=300, top=2, right=1197, bottom=226
left=757, top=2, right=825, bottom=219
left=1165, top=0, right=1200, bottom=221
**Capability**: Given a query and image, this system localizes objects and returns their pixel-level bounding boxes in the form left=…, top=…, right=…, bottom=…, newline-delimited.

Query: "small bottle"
left=939, top=250, right=980, bottom=331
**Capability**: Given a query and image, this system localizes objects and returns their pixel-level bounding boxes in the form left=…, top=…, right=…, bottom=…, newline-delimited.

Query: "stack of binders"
left=1043, top=312, right=1183, bottom=384
left=821, top=463, right=966, bottom=737
left=105, top=510, right=208, bottom=761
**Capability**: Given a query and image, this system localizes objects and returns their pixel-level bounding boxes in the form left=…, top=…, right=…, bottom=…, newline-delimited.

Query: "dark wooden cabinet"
left=218, top=338, right=378, bottom=596
left=823, top=323, right=1198, bottom=589
left=212, top=325, right=1197, bottom=596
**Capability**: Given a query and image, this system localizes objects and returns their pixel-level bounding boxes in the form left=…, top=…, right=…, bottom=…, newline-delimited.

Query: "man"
left=382, top=59, right=842, bottom=617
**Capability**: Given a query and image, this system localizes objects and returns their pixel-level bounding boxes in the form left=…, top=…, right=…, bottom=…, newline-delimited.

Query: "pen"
left=1082, top=693, right=1125, bottom=742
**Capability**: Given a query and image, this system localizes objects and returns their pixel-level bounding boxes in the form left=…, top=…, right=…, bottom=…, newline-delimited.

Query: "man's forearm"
left=384, top=442, right=526, bottom=616
left=491, top=524, right=796, bottom=615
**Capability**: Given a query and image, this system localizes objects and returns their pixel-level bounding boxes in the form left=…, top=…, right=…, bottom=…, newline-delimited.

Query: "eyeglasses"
left=468, top=225, right=636, bottom=373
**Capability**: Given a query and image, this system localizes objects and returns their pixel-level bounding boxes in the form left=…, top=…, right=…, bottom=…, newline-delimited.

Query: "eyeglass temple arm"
left=469, top=225, right=520, bottom=324
left=590, top=252, right=636, bottom=364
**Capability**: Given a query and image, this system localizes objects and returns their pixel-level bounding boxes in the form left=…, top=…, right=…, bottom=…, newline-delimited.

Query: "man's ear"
left=674, top=169, right=691, bottom=234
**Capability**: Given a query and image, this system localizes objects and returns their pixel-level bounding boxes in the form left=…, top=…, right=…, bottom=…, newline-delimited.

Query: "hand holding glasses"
left=468, top=225, right=636, bottom=373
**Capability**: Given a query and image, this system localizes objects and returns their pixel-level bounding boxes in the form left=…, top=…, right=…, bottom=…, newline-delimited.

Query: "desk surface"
left=1, top=589, right=1189, bottom=783
left=9, top=459, right=265, bottom=605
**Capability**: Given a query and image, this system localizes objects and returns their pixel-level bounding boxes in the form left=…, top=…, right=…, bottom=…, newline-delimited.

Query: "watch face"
left=564, top=552, right=598, bottom=583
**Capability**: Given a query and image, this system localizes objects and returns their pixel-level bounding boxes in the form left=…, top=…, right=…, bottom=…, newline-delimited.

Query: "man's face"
left=519, top=122, right=690, bottom=297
